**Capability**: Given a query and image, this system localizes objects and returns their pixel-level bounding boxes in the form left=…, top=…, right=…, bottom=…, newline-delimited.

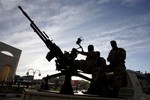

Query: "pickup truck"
left=22, top=69, right=150, bottom=100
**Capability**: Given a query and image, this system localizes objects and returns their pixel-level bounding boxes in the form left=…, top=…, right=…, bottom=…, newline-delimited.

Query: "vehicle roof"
left=126, top=69, right=147, bottom=77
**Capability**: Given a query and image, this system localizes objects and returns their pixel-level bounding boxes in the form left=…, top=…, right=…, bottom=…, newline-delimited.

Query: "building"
left=0, top=41, right=21, bottom=82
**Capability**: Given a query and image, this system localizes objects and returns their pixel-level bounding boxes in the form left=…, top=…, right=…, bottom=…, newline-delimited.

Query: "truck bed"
left=23, top=89, right=132, bottom=100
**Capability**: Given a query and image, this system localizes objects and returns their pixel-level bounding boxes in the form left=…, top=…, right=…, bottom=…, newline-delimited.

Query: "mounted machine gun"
left=18, top=6, right=91, bottom=94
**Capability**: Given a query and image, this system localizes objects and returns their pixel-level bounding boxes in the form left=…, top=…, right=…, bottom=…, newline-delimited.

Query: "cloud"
left=0, top=0, right=20, bottom=11
left=120, top=0, right=146, bottom=6
left=0, top=0, right=150, bottom=78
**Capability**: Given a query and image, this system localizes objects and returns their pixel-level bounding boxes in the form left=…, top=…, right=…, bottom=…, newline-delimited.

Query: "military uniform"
left=107, top=47, right=127, bottom=97
left=75, top=51, right=110, bottom=96
left=74, top=44, right=111, bottom=96
left=74, top=51, right=99, bottom=74
left=91, top=57, right=110, bottom=97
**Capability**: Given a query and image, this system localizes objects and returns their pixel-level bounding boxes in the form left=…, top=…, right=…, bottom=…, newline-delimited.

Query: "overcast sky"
left=0, top=0, right=150, bottom=79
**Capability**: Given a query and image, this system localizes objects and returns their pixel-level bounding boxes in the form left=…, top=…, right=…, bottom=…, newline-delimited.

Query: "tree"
left=78, top=80, right=90, bottom=90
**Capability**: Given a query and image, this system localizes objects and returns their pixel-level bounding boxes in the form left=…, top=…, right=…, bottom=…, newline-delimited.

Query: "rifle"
left=18, top=6, right=64, bottom=69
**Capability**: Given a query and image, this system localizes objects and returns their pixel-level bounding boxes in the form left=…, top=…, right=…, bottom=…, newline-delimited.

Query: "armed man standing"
left=74, top=45, right=110, bottom=96
left=74, top=44, right=98, bottom=74
left=107, top=40, right=127, bottom=97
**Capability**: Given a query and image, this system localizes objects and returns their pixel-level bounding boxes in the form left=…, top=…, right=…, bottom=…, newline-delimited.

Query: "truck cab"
left=119, top=69, right=150, bottom=100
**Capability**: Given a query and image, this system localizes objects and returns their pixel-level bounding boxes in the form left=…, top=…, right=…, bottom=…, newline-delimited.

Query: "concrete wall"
left=0, top=41, right=22, bottom=82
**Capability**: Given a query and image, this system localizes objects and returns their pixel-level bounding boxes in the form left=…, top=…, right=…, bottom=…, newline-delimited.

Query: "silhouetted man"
left=74, top=44, right=98, bottom=74
left=89, top=51, right=110, bottom=97
left=107, top=40, right=127, bottom=97
left=75, top=45, right=109, bottom=96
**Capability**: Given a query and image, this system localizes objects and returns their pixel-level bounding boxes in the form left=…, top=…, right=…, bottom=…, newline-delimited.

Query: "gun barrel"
left=18, top=6, right=63, bottom=62
left=18, top=6, right=49, bottom=44
left=18, top=6, right=33, bottom=22
left=30, top=23, right=47, bottom=43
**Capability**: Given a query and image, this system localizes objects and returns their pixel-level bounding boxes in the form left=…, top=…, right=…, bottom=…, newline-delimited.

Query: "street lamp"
left=26, top=68, right=41, bottom=79
left=26, top=68, right=34, bottom=76
left=34, top=69, right=41, bottom=77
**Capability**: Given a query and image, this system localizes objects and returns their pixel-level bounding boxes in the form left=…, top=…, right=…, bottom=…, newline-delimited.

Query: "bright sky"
left=0, top=0, right=150, bottom=79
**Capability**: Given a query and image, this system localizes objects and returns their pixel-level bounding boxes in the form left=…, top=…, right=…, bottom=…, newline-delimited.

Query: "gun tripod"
left=43, top=70, right=92, bottom=95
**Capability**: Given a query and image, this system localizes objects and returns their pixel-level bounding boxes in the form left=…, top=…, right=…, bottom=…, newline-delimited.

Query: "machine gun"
left=18, top=6, right=63, bottom=66
left=18, top=6, right=91, bottom=94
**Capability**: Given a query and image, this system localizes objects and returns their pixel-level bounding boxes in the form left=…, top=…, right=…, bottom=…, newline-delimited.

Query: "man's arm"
left=77, top=50, right=88, bottom=56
